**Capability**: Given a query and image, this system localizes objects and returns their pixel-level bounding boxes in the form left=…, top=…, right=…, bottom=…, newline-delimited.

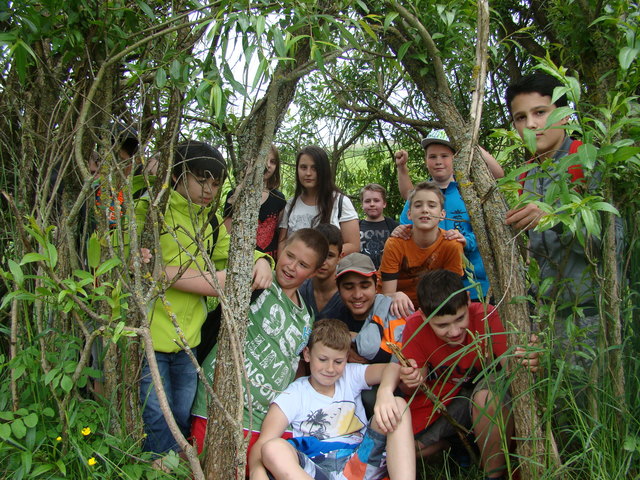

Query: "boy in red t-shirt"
left=375, top=270, right=539, bottom=480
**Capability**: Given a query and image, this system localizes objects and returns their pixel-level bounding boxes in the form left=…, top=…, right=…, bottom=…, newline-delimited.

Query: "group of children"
left=121, top=70, right=599, bottom=480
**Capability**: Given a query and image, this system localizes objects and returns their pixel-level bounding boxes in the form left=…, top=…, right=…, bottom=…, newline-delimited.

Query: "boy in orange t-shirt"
left=380, top=181, right=463, bottom=318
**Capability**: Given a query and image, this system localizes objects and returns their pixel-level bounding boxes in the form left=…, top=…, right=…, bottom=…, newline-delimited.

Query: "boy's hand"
left=390, top=224, right=412, bottom=240
left=399, top=358, right=423, bottom=389
left=506, top=203, right=544, bottom=231
left=394, top=149, right=409, bottom=169
left=252, top=257, right=273, bottom=290
left=514, top=334, right=541, bottom=373
left=442, top=229, right=466, bottom=246
left=373, top=389, right=402, bottom=433
left=389, top=291, right=414, bottom=318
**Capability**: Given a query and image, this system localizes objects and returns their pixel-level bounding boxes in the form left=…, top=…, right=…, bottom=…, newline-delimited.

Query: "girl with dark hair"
left=278, top=145, right=359, bottom=256
left=223, top=144, right=286, bottom=259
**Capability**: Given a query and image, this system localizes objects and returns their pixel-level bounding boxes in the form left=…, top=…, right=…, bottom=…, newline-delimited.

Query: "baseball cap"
left=336, top=253, right=376, bottom=279
left=420, top=130, right=455, bottom=152
left=420, top=137, right=455, bottom=151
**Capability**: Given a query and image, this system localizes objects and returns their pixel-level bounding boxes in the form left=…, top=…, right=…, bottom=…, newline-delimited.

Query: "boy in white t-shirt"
left=249, top=319, right=415, bottom=480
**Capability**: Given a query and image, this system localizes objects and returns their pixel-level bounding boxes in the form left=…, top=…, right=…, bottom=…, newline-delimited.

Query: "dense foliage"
left=0, top=0, right=638, bottom=478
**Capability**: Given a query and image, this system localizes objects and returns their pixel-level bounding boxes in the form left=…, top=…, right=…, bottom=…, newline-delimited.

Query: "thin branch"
left=386, top=0, right=451, bottom=95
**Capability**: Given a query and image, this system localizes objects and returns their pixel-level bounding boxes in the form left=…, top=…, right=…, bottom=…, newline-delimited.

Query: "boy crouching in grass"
left=250, top=318, right=415, bottom=480
left=379, top=270, right=539, bottom=480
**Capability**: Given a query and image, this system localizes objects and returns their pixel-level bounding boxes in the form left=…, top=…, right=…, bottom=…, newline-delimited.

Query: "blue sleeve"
left=399, top=200, right=412, bottom=225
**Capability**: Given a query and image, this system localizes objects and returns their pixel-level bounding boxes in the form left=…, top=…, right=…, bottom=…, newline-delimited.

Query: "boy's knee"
left=472, top=389, right=490, bottom=409
left=472, top=388, right=510, bottom=422
left=472, top=389, right=501, bottom=415
left=394, top=396, right=408, bottom=410
left=261, top=438, right=292, bottom=469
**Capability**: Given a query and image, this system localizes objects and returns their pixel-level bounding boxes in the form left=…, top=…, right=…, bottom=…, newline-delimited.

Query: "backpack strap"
left=518, top=139, right=585, bottom=194
left=208, top=213, right=220, bottom=258
left=567, top=140, right=585, bottom=184
left=337, top=193, right=344, bottom=220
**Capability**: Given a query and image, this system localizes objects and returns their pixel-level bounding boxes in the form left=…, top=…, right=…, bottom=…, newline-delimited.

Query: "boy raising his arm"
left=250, top=318, right=415, bottom=480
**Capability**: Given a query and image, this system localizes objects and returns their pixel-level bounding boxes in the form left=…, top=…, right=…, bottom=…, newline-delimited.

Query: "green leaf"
left=55, top=459, right=66, bottom=476
left=136, top=0, right=156, bottom=19
left=358, top=19, right=377, bottom=41
left=210, top=83, right=223, bottom=124
left=60, top=375, right=73, bottom=393
left=0, top=411, right=15, bottom=421
left=255, top=15, right=265, bottom=38
left=590, top=202, right=619, bottom=215
left=545, top=106, right=574, bottom=127
left=155, top=68, right=167, bottom=89
left=0, top=423, right=10, bottom=440
left=252, top=58, right=268, bottom=89
left=64, top=361, right=76, bottom=374
left=112, top=321, right=125, bottom=343
left=47, top=243, right=58, bottom=269
left=11, top=40, right=37, bottom=84
left=355, top=0, right=369, bottom=13
left=0, top=32, right=18, bottom=45
left=12, top=364, right=25, bottom=379
left=23, top=412, right=38, bottom=428
left=11, top=418, right=26, bottom=439
left=576, top=143, right=598, bottom=170
left=160, top=451, right=180, bottom=470
left=170, top=59, right=182, bottom=81
left=222, top=63, right=246, bottom=96
left=581, top=208, right=600, bottom=238
left=311, top=44, right=325, bottom=71
left=522, top=128, right=537, bottom=155
left=8, top=259, right=23, bottom=286
left=397, top=41, right=412, bottom=61
left=21, top=450, right=32, bottom=474
left=623, top=436, right=638, bottom=452
left=42, top=407, right=55, bottom=417
left=384, top=12, right=398, bottom=30
left=44, top=369, right=58, bottom=386
left=87, top=234, right=101, bottom=270
left=273, top=29, right=286, bottom=58
left=613, top=146, right=640, bottom=165
left=551, top=85, right=572, bottom=106
left=619, top=46, right=638, bottom=71
left=237, top=14, right=249, bottom=32
left=30, top=465, right=53, bottom=477
left=95, top=257, right=122, bottom=276
left=20, top=253, right=46, bottom=265
left=566, top=76, right=581, bottom=103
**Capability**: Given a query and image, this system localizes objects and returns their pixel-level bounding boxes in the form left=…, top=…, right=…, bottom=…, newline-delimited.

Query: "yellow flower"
left=81, top=427, right=91, bottom=436
left=88, top=457, right=97, bottom=466
left=55, top=436, right=62, bottom=442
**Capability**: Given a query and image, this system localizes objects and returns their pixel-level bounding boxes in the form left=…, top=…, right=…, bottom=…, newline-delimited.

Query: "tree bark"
left=379, top=1, right=560, bottom=475
left=203, top=23, right=314, bottom=480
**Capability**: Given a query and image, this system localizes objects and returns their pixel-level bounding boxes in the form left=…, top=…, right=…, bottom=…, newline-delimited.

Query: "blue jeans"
left=140, top=349, right=197, bottom=454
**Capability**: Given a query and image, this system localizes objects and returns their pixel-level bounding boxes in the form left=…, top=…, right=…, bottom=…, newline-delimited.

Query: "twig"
left=386, top=342, right=478, bottom=465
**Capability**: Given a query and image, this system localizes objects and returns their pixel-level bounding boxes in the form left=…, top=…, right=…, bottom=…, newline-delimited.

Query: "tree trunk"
left=379, top=1, right=559, bottom=475
left=203, top=29, right=313, bottom=480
